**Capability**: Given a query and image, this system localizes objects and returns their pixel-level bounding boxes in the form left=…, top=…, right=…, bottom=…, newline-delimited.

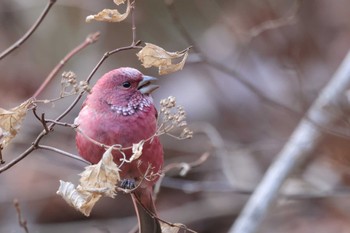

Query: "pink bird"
left=75, top=67, right=163, bottom=233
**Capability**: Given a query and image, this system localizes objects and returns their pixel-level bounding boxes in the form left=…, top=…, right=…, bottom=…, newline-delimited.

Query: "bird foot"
left=120, top=178, right=136, bottom=190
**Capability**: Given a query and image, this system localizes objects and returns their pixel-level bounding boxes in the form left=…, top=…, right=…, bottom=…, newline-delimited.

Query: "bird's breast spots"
left=108, top=97, right=152, bottom=116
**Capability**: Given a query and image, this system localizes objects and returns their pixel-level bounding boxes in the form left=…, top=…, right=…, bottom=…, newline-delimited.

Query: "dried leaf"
left=79, top=146, right=120, bottom=198
left=86, top=0, right=131, bottom=23
left=57, top=147, right=120, bottom=216
left=114, top=0, right=126, bottom=5
left=137, top=43, right=190, bottom=75
left=0, top=99, right=33, bottom=149
left=159, top=52, right=188, bottom=75
left=57, top=180, right=101, bottom=216
left=160, top=222, right=183, bottom=233
left=129, top=140, right=145, bottom=162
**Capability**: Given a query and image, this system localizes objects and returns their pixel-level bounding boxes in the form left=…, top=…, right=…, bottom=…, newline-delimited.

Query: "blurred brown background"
left=2, top=0, right=350, bottom=232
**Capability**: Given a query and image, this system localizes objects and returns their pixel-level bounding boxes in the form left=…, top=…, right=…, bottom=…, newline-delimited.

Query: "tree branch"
left=0, top=0, right=56, bottom=60
left=32, top=32, right=100, bottom=98
left=229, top=50, right=350, bottom=233
left=37, top=145, right=91, bottom=165
left=13, top=199, right=28, bottom=233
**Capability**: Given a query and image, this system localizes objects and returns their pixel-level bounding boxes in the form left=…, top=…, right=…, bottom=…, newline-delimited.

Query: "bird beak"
left=137, top=75, right=159, bottom=95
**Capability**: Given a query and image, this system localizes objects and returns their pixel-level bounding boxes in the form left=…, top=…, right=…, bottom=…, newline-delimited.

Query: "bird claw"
left=120, top=178, right=136, bottom=190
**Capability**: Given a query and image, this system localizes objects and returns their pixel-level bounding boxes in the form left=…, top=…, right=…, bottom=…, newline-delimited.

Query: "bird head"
left=88, top=67, right=159, bottom=114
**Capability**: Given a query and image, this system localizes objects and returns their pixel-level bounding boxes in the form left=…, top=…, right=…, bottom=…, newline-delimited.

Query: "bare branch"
left=242, top=0, right=301, bottom=42
left=0, top=0, right=57, bottom=60
left=154, top=152, right=210, bottom=198
left=0, top=146, right=4, bottom=164
left=163, top=152, right=210, bottom=175
left=0, top=145, right=36, bottom=174
left=44, top=119, right=77, bottom=128
left=13, top=199, right=29, bottom=233
left=229, top=50, right=350, bottom=233
left=32, top=32, right=100, bottom=98
left=37, top=145, right=91, bottom=165
left=40, top=113, right=50, bottom=134
left=131, top=0, right=137, bottom=44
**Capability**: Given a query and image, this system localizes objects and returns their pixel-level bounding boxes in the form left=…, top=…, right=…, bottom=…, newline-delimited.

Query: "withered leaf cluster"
left=0, top=99, right=33, bottom=150
left=57, top=147, right=120, bottom=216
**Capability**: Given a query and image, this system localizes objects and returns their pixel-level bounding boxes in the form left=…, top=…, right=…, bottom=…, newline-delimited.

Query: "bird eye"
left=122, top=81, right=131, bottom=88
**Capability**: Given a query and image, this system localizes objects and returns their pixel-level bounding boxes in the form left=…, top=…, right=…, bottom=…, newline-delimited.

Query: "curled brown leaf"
left=86, top=0, right=131, bottom=23
left=57, top=147, right=120, bottom=216
left=114, top=0, right=126, bottom=5
left=57, top=180, right=101, bottom=216
left=0, top=99, right=33, bottom=149
left=79, top=146, right=120, bottom=198
left=128, top=140, right=144, bottom=162
left=137, top=43, right=190, bottom=75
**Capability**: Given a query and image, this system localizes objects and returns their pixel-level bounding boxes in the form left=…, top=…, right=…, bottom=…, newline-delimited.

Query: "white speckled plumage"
left=109, top=95, right=152, bottom=116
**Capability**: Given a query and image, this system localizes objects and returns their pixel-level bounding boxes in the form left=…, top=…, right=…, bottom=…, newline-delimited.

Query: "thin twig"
left=86, top=44, right=143, bottom=85
left=0, top=0, right=56, bottom=60
left=44, top=119, right=77, bottom=128
left=131, top=1, right=137, bottom=44
left=32, top=32, right=100, bottom=98
left=154, top=152, right=210, bottom=199
left=0, top=144, right=37, bottom=173
left=31, top=106, right=41, bottom=122
left=40, top=113, right=50, bottom=134
left=239, top=0, right=301, bottom=42
left=132, top=193, right=198, bottom=233
left=32, top=105, right=53, bottom=133
left=0, top=145, right=4, bottom=164
left=163, top=152, right=210, bottom=175
left=37, top=145, right=91, bottom=165
left=13, top=199, right=29, bottom=233
left=229, top=50, right=350, bottom=233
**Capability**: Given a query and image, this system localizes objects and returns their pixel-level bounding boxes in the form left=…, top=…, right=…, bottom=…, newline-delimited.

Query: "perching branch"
left=229, top=50, right=350, bottom=233
left=0, top=0, right=56, bottom=60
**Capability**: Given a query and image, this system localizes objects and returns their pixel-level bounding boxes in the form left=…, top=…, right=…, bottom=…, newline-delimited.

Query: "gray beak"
left=137, top=75, right=159, bottom=95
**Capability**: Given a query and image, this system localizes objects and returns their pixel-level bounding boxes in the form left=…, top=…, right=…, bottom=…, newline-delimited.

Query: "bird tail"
left=131, top=187, right=162, bottom=233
